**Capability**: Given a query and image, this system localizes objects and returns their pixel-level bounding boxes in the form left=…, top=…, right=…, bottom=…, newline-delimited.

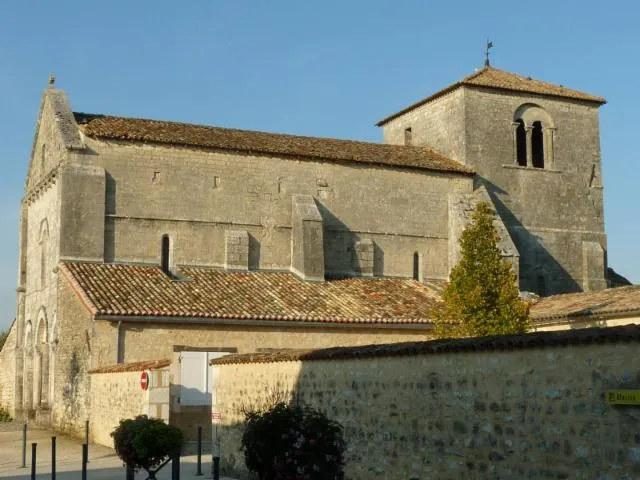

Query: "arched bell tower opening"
left=512, top=104, right=555, bottom=170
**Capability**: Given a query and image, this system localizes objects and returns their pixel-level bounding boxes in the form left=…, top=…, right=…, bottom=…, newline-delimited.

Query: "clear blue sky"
left=1, top=1, right=638, bottom=329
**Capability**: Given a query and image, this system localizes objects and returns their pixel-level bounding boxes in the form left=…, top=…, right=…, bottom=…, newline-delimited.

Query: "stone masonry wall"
left=0, top=321, right=17, bottom=414
left=82, top=137, right=472, bottom=281
left=17, top=88, right=72, bottom=419
left=88, top=370, right=149, bottom=447
left=212, top=338, right=640, bottom=479
left=382, top=89, right=466, bottom=165
left=463, top=88, right=606, bottom=294
left=381, top=83, right=607, bottom=295
left=92, top=320, right=434, bottom=367
left=51, top=277, right=94, bottom=436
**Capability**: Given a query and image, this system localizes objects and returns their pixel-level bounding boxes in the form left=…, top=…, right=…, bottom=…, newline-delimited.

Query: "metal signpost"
left=211, top=411, right=221, bottom=480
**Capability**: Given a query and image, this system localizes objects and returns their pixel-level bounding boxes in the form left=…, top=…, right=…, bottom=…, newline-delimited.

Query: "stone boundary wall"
left=88, top=361, right=170, bottom=447
left=211, top=325, right=640, bottom=479
left=0, top=320, right=17, bottom=415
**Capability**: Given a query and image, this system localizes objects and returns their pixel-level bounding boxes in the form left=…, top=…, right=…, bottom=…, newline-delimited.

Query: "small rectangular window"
left=404, top=127, right=412, bottom=146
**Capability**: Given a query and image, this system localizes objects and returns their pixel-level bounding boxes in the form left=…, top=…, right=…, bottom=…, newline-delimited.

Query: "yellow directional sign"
left=606, top=390, right=640, bottom=405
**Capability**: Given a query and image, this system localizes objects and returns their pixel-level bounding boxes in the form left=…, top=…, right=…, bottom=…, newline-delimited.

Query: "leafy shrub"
left=0, top=406, right=12, bottom=422
left=111, top=415, right=183, bottom=473
left=242, top=402, right=346, bottom=480
left=0, top=328, right=9, bottom=351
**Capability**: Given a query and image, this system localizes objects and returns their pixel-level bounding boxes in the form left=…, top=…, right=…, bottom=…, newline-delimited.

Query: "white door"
left=180, top=351, right=230, bottom=406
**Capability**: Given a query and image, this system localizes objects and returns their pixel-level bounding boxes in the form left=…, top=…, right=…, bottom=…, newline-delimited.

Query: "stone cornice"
left=25, top=167, right=59, bottom=205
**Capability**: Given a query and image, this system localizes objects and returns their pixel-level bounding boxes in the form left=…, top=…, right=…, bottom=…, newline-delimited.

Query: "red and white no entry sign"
left=140, top=371, right=149, bottom=390
left=212, top=411, right=222, bottom=424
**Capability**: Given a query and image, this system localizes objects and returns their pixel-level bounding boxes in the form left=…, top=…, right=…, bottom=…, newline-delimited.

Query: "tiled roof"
left=89, top=359, right=170, bottom=374
left=377, top=66, right=606, bottom=126
left=73, top=113, right=473, bottom=175
left=211, top=324, right=640, bottom=365
left=530, top=285, right=640, bottom=322
left=60, top=262, right=440, bottom=325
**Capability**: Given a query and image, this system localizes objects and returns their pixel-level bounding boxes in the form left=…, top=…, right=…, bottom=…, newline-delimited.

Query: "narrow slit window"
left=41, top=144, right=46, bottom=174
left=40, top=239, right=47, bottom=287
left=537, top=275, right=547, bottom=297
left=413, top=252, right=422, bottom=281
left=404, top=127, right=412, bottom=146
left=161, top=235, right=171, bottom=274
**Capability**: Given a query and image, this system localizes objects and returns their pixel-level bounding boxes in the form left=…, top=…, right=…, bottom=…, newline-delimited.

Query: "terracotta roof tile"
left=211, top=324, right=640, bottom=365
left=377, top=66, right=606, bottom=125
left=531, top=285, right=640, bottom=322
left=60, top=262, right=439, bottom=325
left=89, top=359, right=170, bottom=374
left=74, top=113, right=473, bottom=175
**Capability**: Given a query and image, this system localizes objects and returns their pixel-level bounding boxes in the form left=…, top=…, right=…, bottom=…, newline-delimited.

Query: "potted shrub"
left=111, top=415, right=183, bottom=479
left=242, top=402, right=346, bottom=480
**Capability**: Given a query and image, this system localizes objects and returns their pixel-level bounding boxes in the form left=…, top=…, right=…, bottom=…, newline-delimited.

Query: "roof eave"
left=463, top=84, right=607, bottom=106
left=94, top=314, right=433, bottom=329
left=532, top=308, right=640, bottom=325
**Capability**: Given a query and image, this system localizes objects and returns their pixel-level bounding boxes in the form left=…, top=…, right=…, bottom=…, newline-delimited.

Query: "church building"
left=6, top=65, right=610, bottom=435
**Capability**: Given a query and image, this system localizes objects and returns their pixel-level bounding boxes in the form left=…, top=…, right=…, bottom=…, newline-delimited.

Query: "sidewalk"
left=0, top=423, right=237, bottom=479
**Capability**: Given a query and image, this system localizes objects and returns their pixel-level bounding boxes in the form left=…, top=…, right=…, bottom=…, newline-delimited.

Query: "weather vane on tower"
left=484, top=39, right=494, bottom=67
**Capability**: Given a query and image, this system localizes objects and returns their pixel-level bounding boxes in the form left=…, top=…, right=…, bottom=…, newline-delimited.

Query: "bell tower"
left=377, top=66, right=608, bottom=295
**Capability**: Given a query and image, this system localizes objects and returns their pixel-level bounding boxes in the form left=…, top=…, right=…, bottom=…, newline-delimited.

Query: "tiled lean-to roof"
left=377, top=66, right=606, bottom=125
left=211, top=324, right=640, bottom=365
left=60, top=262, right=440, bottom=325
left=530, top=285, right=640, bottom=322
left=89, top=359, right=171, bottom=374
left=73, top=113, right=473, bottom=175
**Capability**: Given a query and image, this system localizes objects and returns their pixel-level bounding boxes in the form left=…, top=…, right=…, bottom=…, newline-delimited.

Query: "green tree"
left=0, top=329, right=8, bottom=351
left=434, top=202, right=530, bottom=337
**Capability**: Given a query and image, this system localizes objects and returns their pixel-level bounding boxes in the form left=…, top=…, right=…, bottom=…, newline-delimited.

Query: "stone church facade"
left=7, top=66, right=610, bottom=433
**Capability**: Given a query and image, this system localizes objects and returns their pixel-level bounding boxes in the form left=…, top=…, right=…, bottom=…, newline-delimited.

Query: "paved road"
left=0, top=423, right=237, bottom=479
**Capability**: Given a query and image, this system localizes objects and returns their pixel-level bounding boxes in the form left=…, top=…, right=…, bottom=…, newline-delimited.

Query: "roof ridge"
left=74, top=111, right=452, bottom=152
left=376, top=65, right=605, bottom=126
left=74, top=112, right=474, bottom=175
left=458, top=66, right=491, bottom=82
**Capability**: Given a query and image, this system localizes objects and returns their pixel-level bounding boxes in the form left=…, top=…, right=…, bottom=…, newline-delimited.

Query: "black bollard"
left=125, top=464, right=135, bottom=480
left=84, top=420, right=89, bottom=463
left=21, top=423, right=27, bottom=468
left=196, top=426, right=202, bottom=476
left=171, top=453, right=180, bottom=480
left=213, top=455, right=220, bottom=480
left=81, top=444, right=88, bottom=480
left=212, top=442, right=220, bottom=480
left=30, top=442, right=36, bottom=480
left=51, top=436, right=56, bottom=480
